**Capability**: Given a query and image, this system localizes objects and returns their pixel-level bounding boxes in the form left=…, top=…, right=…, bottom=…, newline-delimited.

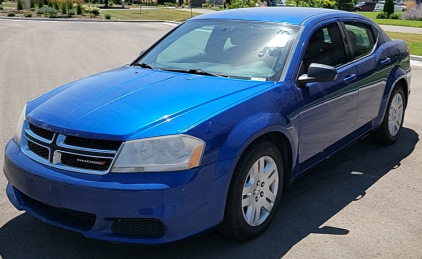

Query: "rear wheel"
left=221, top=140, right=284, bottom=240
left=370, top=85, right=406, bottom=145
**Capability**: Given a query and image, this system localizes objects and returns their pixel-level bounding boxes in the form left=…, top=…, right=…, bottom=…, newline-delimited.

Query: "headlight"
left=111, top=135, right=205, bottom=173
left=15, top=104, right=27, bottom=146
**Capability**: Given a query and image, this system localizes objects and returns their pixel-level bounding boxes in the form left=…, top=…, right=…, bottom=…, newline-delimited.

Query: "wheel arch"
left=217, top=112, right=298, bottom=192
left=373, top=66, right=409, bottom=127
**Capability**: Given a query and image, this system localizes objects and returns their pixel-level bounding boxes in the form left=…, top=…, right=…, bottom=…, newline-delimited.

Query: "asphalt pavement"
left=0, top=20, right=421, bottom=259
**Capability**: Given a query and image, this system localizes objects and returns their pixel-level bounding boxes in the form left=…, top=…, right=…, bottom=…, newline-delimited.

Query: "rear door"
left=342, top=21, right=392, bottom=129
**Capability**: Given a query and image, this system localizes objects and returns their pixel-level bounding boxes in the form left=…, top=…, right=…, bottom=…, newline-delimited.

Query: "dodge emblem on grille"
left=76, top=158, right=106, bottom=166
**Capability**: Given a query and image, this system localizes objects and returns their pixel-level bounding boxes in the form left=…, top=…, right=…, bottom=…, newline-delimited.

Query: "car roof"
left=190, top=7, right=359, bottom=25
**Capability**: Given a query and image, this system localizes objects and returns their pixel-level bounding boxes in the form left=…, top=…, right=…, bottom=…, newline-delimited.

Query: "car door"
left=342, top=22, right=392, bottom=129
left=295, top=22, right=359, bottom=171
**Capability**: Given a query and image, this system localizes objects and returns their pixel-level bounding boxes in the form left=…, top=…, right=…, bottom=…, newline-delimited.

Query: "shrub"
left=83, top=4, right=100, bottom=15
left=226, top=0, right=257, bottom=8
left=36, top=5, right=58, bottom=15
left=38, top=0, right=43, bottom=8
left=376, top=12, right=388, bottom=19
left=383, top=0, right=394, bottom=18
left=108, top=0, right=113, bottom=6
left=24, top=11, right=32, bottom=16
left=53, top=0, right=58, bottom=9
left=61, top=1, right=66, bottom=13
left=337, top=0, right=354, bottom=11
left=69, top=7, right=75, bottom=15
left=318, top=0, right=335, bottom=8
left=390, top=13, right=400, bottom=19
left=30, top=0, right=35, bottom=8
left=105, top=13, right=111, bottom=19
left=91, top=7, right=99, bottom=15
left=7, top=11, right=16, bottom=16
left=405, top=1, right=416, bottom=9
left=76, top=2, right=82, bottom=14
left=17, top=0, right=24, bottom=10
left=401, top=6, right=422, bottom=21
left=50, top=11, right=57, bottom=17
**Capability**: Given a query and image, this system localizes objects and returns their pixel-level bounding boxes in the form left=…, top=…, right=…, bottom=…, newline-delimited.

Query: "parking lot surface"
left=0, top=20, right=421, bottom=259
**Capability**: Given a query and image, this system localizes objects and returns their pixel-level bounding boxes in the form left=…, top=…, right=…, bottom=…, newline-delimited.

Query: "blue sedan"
left=4, top=7, right=411, bottom=244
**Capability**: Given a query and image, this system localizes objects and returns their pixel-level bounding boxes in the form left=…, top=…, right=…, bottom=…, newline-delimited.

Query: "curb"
left=410, top=55, right=422, bottom=62
left=0, top=16, right=180, bottom=24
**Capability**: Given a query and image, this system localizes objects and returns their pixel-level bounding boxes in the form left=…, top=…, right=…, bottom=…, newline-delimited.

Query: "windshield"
left=134, top=20, right=300, bottom=81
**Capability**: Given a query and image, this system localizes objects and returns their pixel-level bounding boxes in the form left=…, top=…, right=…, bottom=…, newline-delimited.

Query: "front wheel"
left=370, top=85, right=406, bottom=145
left=220, top=140, right=284, bottom=240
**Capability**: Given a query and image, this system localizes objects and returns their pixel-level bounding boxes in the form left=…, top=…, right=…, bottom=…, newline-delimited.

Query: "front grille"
left=28, top=140, right=49, bottom=160
left=21, top=193, right=96, bottom=231
left=61, top=153, right=112, bottom=171
left=64, top=136, right=121, bottom=151
left=112, top=218, right=165, bottom=238
left=22, top=122, right=122, bottom=175
left=29, top=123, right=54, bottom=140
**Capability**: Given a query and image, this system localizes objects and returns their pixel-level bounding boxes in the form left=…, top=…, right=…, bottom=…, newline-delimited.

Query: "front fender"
left=208, top=112, right=299, bottom=222
left=217, top=112, right=298, bottom=171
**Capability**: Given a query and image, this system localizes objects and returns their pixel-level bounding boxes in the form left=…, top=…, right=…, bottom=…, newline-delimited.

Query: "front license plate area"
left=25, top=178, right=60, bottom=207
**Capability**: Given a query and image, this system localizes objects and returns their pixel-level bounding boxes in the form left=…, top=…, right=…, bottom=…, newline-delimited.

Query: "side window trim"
left=337, top=21, right=352, bottom=62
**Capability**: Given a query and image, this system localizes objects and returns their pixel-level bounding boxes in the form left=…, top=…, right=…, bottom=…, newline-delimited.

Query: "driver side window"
left=302, top=23, right=346, bottom=74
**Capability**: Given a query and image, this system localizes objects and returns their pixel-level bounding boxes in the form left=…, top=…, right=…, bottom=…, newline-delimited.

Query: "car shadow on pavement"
left=0, top=128, right=418, bottom=259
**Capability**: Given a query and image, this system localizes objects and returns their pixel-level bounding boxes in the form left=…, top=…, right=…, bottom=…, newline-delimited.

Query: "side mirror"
left=298, top=63, right=338, bottom=86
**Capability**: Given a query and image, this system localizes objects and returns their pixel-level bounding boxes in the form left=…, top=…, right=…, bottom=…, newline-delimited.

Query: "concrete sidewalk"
left=379, top=24, right=422, bottom=34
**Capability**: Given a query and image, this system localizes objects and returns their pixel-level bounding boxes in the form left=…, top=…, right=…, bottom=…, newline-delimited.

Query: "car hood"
left=27, top=66, right=274, bottom=140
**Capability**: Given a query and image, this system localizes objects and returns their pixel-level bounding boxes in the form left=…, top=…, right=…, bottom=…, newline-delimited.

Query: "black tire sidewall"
left=227, top=140, right=284, bottom=239
left=382, top=86, right=406, bottom=143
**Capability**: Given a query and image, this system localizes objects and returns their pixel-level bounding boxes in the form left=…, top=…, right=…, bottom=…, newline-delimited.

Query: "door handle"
left=343, top=74, right=357, bottom=83
left=381, top=58, right=391, bottom=65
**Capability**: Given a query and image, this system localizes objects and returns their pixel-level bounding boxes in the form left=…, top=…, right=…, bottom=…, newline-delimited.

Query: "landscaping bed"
left=0, top=9, right=109, bottom=19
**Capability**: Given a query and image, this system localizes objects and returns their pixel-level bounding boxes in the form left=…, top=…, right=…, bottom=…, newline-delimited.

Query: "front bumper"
left=4, top=139, right=233, bottom=244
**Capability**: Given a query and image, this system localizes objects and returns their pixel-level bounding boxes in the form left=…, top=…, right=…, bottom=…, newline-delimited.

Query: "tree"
left=337, top=0, right=354, bottom=11
left=383, top=0, right=394, bottom=18
left=17, top=0, right=24, bottom=10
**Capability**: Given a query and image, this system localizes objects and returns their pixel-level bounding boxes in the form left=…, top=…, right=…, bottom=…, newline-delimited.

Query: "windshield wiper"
left=133, top=63, right=159, bottom=70
left=187, top=69, right=229, bottom=78
left=161, top=68, right=228, bottom=78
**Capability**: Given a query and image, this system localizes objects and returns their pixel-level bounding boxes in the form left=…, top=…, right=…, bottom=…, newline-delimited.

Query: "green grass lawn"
left=101, top=8, right=200, bottom=21
left=0, top=1, right=17, bottom=8
left=386, top=31, right=422, bottom=56
left=357, top=11, right=422, bottom=28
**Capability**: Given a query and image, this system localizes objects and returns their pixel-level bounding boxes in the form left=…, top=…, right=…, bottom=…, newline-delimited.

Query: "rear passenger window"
left=344, top=23, right=375, bottom=59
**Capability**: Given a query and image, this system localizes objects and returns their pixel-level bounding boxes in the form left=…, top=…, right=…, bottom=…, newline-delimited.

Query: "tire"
left=220, top=140, right=284, bottom=240
left=370, top=85, right=406, bottom=145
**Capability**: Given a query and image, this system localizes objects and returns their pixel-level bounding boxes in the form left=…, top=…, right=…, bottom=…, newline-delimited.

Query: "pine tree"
left=384, top=0, right=394, bottom=18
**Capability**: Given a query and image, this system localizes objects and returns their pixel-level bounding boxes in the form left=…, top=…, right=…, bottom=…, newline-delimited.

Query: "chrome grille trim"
left=21, top=121, right=122, bottom=175
left=56, top=135, right=117, bottom=154
left=25, top=127, right=55, bottom=144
